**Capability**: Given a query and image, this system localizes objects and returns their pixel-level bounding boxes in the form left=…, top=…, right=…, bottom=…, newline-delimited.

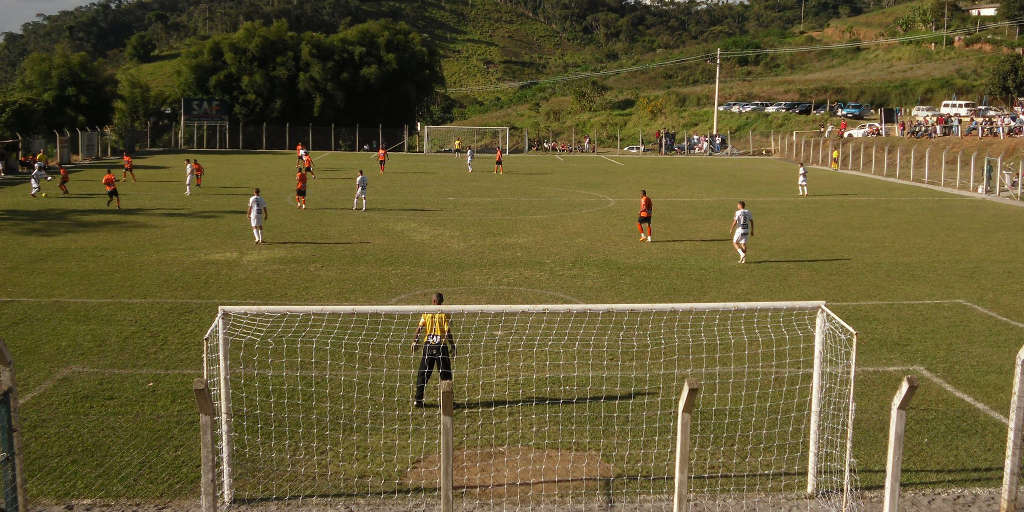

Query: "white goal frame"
left=203, top=301, right=857, bottom=508
left=423, top=125, right=510, bottom=155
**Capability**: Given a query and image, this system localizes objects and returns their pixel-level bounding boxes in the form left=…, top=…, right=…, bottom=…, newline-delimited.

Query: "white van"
left=940, top=101, right=977, bottom=116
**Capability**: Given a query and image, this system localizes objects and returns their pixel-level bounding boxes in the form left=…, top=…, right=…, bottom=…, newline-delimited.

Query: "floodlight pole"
left=712, top=48, right=721, bottom=137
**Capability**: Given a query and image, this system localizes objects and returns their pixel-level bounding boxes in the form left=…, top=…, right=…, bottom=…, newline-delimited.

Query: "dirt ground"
left=30, top=488, right=1015, bottom=512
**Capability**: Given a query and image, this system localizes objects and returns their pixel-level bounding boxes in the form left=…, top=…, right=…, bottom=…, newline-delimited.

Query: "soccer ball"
left=41, top=193, right=47, bottom=198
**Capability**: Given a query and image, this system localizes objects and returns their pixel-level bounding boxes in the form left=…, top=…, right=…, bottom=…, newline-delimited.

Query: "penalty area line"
left=601, top=155, right=625, bottom=166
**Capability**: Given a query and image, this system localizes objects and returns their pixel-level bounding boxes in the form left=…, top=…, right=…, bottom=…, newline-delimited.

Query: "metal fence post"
left=956, top=151, right=962, bottom=189
left=896, top=146, right=901, bottom=179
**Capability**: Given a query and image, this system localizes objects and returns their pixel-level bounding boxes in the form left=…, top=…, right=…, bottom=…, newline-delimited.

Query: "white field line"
left=832, top=300, right=963, bottom=306
left=915, top=366, right=1009, bottom=424
left=959, top=300, right=1024, bottom=329
left=554, top=155, right=564, bottom=161
left=601, top=155, right=625, bottom=166
left=20, top=366, right=75, bottom=405
left=314, top=152, right=334, bottom=161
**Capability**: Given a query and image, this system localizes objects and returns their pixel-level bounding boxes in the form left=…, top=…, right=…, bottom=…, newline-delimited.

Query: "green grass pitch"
left=0, top=150, right=1022, bottom=503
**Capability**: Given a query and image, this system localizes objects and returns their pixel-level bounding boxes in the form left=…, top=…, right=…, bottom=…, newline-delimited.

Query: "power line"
left=447, top=18, right=1024, bottom=93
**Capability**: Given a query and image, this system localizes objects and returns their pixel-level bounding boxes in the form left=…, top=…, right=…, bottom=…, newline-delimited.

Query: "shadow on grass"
left=451, top=390, right=653, bottom=410
left=261, top=241, right=371, bottom=246
left=747, top=258, right=851, bottom=265
left=651, top=239, right=731, bottom=243
left=0, top=207, right=236, bottom=236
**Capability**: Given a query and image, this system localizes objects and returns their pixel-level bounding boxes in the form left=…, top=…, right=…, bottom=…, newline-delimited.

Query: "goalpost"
left=423, top=126, right=510, bottom=155
left=202, top=302, right=858, bottom=510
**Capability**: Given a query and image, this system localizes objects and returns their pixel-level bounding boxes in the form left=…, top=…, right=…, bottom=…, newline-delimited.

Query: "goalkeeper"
left=411, top=292, right=454, bottom=408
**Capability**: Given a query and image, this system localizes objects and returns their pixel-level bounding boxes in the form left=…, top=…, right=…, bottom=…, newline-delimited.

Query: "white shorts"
left=798, top=177, right=807, bottom=185
left=733, top=231, right=749, bottom=244
left=250, top=215, right=263, bottom=227
left=355, top=188, right=366, bottom=198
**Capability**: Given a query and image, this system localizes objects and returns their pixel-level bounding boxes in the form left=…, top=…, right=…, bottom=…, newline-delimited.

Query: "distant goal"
left=423, top=125, right=510, bottom=155
left=202, top=301, right=858, bottom=510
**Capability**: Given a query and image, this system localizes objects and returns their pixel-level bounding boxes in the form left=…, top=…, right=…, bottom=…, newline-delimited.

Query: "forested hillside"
left=0, top=0, right=1017, bottom=141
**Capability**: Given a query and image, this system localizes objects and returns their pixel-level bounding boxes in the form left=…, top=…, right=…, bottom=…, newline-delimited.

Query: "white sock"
left=362, top=198, right=366, bottom=210
left=253, top=229, right=259, bottom=241
left=737, top=248, right=745, bottom=257
left=354, top=197, right=358, bottom=209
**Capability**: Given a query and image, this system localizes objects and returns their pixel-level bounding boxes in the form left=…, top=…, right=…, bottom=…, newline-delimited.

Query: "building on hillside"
left=964, top=3, right=999, bottom=16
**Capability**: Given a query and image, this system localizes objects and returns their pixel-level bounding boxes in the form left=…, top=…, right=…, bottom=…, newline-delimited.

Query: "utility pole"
left=712, top=48, right=721, bottom=137
left=943, top=0, right=948, bottom=48
left=801, top=0, right=805, bottom=32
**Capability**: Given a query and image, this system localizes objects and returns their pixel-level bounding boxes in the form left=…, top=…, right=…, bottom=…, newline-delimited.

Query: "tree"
left=125, top=32, right=157, bottom=63
left=14, top=45, right=116, bottom=129
left=1003, top=0, right=1024, bottom=38
left=987, top=54, right=1024, bottom=102
left=112, top=73, right=165, bottom=151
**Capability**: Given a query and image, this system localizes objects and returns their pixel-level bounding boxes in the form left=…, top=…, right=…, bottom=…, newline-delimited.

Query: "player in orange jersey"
left=102, top=168, right=120, bottom=209
left=638, top=190, right=653, bottom=242
left=192, top=159, right=204, bottom=187
left=377, top=146, right=388, bottom=175
left=494, top=146, right=503, bottom=175
left=301, top=154, right=317, bottom=179
left=121, top=153, right=136, bottom=183
left=57, top=165, right=70, bottom=195
left=295, top=168, right=308, bottom=209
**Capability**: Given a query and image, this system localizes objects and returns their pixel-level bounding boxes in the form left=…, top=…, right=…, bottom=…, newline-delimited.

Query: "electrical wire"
left=447, top=17, right=1024, bottom=93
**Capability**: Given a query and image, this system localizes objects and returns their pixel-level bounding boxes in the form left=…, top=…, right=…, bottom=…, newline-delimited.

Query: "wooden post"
left=770, top=130, right=775, bottom=155
left=308, top=123, right=313, bottom=152
left=261, top=122, right=266, bottom=151
left=883, top=376, right=919, bottom=512
left=194, top=378, right=217, bottom=512
left=1001, top=346, right=1024, bottom=512
left=356, top=123, right=360, bottom=152
left=971, top=152, right=977, bottom=191
left=0, top=340, right=26, bottom=512
left=884, top=145, right=889, bottom=176
left=859, top=143, right=864, bottom=171
left=957, top=151, right=962, bottom=189
left=673, top=379, right=701, bottom=512
left=872, top=143, right=876, bottom=174
left=285, top=122, right=289, bottom=151
left=910, top=147, right=915, bottom=182
left=941, top=149, right=947, bottom=187
left=331, top=123, right=335, bottom=152
left=748, top=130, right=753, bottom=156
left=924, top=147, right=930, bottom=184
left=896, top=146, right=901, bottom=179
left=440, top=380, right=454, bottom=512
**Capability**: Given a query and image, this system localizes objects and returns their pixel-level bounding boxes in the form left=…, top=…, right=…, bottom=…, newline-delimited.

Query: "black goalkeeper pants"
left=415, top=344, right=452, bottom=402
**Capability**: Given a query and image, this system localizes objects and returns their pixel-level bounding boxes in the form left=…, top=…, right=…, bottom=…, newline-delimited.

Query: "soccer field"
left=1, top=150, right=1023, bottom=505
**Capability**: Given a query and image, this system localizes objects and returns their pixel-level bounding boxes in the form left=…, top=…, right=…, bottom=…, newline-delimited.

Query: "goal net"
left=423, top=125, right=510, bottom=155
left=202, top=302, right=858, bottom=511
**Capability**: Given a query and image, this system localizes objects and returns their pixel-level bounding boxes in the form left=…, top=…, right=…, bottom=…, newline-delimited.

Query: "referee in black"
left=411, top=293, right=455, bottom=408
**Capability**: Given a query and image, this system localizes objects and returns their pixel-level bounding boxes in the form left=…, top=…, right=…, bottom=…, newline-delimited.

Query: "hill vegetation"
left=1, top=0, right=1023, bottom=144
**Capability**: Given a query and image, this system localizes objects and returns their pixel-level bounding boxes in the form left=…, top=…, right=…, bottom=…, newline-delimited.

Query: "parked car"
left=729, top=102, right=749, bottom=112
left=975, top=105, right=1007, bottom=117
left=911, top=105, right=940, bottom=119
left=719, top=102, right=745, bottom=111
left=940, top=100, right=977, bottom=117
left=623, top=145, right=649, bottom=153
left=790, top=103, right=813, bottom=115
left=812, top=104, right=830, bottom=115
left=843, top=123, right=882, bottom=138
left=765, top=102, right=790, bottom=113
left=740, top=102, right=772, bottom=112
left=842, top=103, right=871, bottom=119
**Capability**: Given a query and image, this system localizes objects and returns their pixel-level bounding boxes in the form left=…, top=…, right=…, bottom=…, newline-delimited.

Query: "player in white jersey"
left=30, top=162, right=51, bottom=197
left=729, top=201, right=754, bottom=263
left=466, top=146, right=474, bottom=173
left=353, top=170, right=367, bottom=211
left=184, top=159, right=194, bottom=196
left=798, top=163, right=808, bottom=197
left=247, top=188, right=268, bottom=245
